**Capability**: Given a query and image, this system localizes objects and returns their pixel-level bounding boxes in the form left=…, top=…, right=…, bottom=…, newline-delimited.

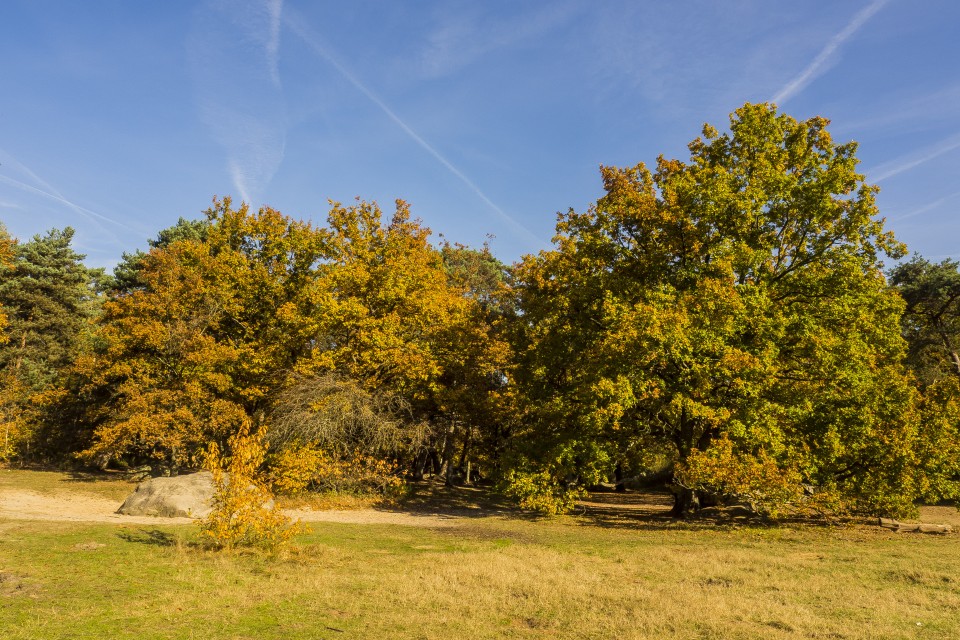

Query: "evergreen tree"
left=0, top=227, right=99, bottom=390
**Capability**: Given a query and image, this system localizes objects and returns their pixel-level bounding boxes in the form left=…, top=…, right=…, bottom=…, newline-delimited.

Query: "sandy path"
left=0, top=489, right=462, bottom=528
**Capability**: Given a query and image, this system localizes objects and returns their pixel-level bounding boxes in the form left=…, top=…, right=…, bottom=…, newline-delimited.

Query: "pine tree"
left=0, top=227, right=99, bottom=390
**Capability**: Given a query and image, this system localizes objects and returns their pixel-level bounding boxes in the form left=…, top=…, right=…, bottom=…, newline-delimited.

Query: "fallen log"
left=878, top=518, right=953, bottom=534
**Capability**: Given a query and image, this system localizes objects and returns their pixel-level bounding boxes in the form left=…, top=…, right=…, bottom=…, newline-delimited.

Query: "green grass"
left=1, top=471, right=959, bottom=639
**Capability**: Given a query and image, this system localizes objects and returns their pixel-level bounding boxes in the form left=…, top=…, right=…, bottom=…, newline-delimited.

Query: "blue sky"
left=1, top=0, right=958, bottom=269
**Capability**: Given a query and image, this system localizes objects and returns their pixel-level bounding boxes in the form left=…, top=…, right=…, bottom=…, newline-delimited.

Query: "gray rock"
left=117, top=471, right=215, bottom=518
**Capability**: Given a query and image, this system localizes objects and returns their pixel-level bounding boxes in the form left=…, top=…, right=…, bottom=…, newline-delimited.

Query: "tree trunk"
left=614, top=463, right=626, bottom=492
left=670, top=486, right=700, bottom=518
left=950, top=349, right=960, bottom=378
left=670, top=404, right=700, bottom=517
left=458, top=427, right=471, bottom=470
left=439, top=423, right=457, bottom=486
left=411, top=450, right=427, bottom=481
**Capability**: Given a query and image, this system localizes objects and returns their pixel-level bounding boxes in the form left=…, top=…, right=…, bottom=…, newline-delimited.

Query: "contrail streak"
left=283, top=9, right=541, bottom=247
left=772, top=0, right=889, bottom=105
left=889, top=190, right=960, bottom=222
left=0, top=173, right=138, bottom=232
left=869, top=133, right=960, bottom=183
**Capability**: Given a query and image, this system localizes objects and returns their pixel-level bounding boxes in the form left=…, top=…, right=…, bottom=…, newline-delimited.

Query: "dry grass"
left=274, top=490, right=386, bottom=511
left=1, top=471, right=958, bottom=639
left=0, top=467, right=135, bottom=501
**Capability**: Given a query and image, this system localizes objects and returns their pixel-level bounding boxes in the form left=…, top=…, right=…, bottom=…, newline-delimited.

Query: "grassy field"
left=1, top=471, right=959, bottom=639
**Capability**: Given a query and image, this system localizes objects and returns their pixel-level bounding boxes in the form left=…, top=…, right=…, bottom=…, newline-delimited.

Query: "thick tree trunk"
left=614, top=463, right=626, bottom=492
left=670, top=404, right=701, bottom=517
left=670, top=486, right=700, bottom=518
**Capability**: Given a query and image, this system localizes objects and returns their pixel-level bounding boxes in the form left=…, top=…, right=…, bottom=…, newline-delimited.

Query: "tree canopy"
left=0, top=102, right=956, bottom=519
left=508, top=103, right=921, bottom=515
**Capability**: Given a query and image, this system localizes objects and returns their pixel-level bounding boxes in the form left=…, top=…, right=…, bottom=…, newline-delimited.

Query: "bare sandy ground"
left=1, top=485, right=955, bottom=531
left=0, top=489, right=463, bottom=528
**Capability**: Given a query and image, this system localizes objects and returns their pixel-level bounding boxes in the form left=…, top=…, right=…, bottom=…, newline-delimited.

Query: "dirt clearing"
left=0, top=487, right=463, bottom=527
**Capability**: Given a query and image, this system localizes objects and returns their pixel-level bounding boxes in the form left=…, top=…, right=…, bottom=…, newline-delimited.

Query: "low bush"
left=198, top=422, right=305, bottom=550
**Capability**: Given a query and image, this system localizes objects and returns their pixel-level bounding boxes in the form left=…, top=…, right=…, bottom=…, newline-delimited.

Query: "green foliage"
left=0, top=227, right=105, bottom=459
left=5, top=102, right=954, bottom=522
left=887, top=257, right=960, bottom=503
left=913, top=377, right=960, bottom=503
left=440, top=241, right=512, bottom=313
left=890, top=256, right=960, bottom=384
left=0, top=227, right=102, bottom=390
left=509, top=103, right=920, bottom=516
left=499, top=468, right=584, bottom=515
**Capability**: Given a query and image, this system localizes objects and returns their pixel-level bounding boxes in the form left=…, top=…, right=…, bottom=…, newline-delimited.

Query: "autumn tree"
left=300, top=200, right=509, bottom=482
left=0, top=224, right=15, bottom=458
left=0, top=224, right=14, bottom=342
left=509, top=103, right=921, bottom=516
left=70, top=197, right=507, bottom=486
left=111, top=217, right=210, bottom=294
left=71, top=200, right=331, bottom=469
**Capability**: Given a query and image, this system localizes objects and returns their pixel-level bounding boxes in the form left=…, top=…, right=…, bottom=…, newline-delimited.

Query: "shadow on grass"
left=383, top=481, right=541, bottom=522
left=388, top=482, right=831, bottom=533
left=382, top=481, right=702, bottom=531
left=116, top=529, right=183, bottom=547
left=573, top=488, right=848, bottom=532
left=572, top=487, right=681, bottom=530
left=63, top=470, right=121, bottom=484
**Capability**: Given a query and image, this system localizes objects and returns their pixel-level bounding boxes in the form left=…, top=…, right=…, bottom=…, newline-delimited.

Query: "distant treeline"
left=1, top=103, right=958, bottom=518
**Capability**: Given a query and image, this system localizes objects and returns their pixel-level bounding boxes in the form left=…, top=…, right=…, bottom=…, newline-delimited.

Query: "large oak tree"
left=509, top=103, right=921, bottom=516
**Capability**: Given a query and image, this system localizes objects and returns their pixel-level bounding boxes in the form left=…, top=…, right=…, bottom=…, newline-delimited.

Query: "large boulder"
left=117, top=471, right=215, bottom=518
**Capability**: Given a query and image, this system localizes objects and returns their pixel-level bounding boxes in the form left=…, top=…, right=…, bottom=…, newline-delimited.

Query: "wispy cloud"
left=771, top=0, right=890, bottom=105
left=833, top=83, right=960, bottom=135
left=266, top=0, right=283, bottom=86
left=188, top=0, right=287, bottom=204
left=283, top=8, right=541, bottom=247
left=868, top=132, right=960, bottom=183
left=889, top=190, right=960, bottom=221
left=0, top=148, right=137, bottom=233
left=418, top=3, right=578, bottom=78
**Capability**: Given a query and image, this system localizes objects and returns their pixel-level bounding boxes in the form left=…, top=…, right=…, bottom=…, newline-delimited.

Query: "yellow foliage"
left=271, top=443, right=404, bottom=497
left=198, top=423, right=306, bottom=550
left=0, top=372, right=32, bottom=461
